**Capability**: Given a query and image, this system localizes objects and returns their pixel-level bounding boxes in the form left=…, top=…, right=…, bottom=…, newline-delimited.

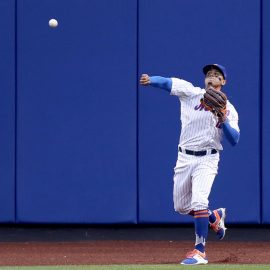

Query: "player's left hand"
left=217, top=111, right=227, bottom=123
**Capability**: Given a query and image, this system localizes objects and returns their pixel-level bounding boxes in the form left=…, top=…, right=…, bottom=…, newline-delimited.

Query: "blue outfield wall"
left=0, top=0, right=266, bottom=224
left=262, top=0, right=270, bottom=224
left=138, top=0, right=261, bottom=224
left=0, top=0, right=16, bottom=222
left=16, top=0, right=137, bottom=223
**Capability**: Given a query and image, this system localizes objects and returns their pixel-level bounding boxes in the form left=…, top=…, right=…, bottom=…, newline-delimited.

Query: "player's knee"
left=174, top=203, right=190, bottom=215
left=191, top=201, right=208, bottom=211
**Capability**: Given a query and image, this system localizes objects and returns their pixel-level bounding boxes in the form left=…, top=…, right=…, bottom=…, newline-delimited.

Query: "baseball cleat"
left=210, top=208, right=227, bottom=240
left=180, top=249, right=208, bottom=265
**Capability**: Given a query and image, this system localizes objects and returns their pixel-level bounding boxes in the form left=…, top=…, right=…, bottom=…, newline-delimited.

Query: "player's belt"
left=178, top=147, right=217, bottom=156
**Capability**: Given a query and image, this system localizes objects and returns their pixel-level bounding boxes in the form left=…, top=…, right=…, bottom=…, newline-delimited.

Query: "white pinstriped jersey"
left=170, top=78, right=240, bottom=151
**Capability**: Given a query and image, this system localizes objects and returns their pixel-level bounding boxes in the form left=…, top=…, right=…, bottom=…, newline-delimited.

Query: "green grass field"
left=0, top=265, right=269, bottom=270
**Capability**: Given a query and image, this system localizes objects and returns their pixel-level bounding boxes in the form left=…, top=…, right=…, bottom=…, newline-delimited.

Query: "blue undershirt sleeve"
left=222, top=119, right=240, bottom=146
left=149, top=76, right=172, bottom=92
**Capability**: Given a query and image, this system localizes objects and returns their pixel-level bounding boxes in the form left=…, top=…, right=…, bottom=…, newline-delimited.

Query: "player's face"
left=205, top=68, right=226, bottom=90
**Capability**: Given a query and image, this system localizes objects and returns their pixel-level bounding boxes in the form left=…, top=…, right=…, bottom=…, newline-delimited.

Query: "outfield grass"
left=0, top=265, right=269, bottom=270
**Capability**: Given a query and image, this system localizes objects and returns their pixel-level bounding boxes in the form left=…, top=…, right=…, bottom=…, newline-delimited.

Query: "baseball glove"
left=201, top=87, right=227, bottom=122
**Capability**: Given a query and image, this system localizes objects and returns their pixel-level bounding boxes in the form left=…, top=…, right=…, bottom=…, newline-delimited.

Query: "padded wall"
left=0, top=0, right=15, bottom=222
left=0, top=0, right=265, bottom=224
left=138, top=0, right=260, bottom=223
left=16, top=0, right=137, bottom=223
left=262, top=0, right=270, bottom=224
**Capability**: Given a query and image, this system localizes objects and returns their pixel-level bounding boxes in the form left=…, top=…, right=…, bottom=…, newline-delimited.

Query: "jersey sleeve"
left=226, top=102, right=240, bottom=132
left=170, top=78, right=203, bottom=98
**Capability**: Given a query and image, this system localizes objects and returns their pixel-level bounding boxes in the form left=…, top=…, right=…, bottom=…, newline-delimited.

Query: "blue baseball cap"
left=203, top=64, right=227, bottom=80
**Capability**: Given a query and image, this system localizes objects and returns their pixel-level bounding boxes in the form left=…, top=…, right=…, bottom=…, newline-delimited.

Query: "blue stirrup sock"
left=194, top=210, right=209, bottom=253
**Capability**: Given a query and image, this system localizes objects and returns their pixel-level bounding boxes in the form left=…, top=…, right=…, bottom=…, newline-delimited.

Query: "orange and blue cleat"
left=210, top=208, right=227, bottom=240
left=180, top=249, right=208, bottom=265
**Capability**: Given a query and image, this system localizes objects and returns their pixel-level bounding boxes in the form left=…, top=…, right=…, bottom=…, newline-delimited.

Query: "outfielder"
left=140, top=64, right=240, bottom=265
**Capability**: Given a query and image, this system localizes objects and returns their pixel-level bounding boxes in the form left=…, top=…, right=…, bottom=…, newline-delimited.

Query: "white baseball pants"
left=173, top=149, right=220, bottom=215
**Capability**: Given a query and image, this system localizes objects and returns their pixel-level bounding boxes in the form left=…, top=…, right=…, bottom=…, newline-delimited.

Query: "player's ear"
left=221, top=79, right=226, bottom=86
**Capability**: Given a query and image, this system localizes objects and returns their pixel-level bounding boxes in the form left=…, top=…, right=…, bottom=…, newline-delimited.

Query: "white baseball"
left=49, top=19, right=58, bottom=28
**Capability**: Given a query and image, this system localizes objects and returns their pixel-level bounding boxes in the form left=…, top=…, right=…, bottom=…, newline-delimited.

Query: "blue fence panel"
left=0, top=0, right=15, bottom=222
left=138, top=0, right=260, bottom=223
left=0, top=0, right=263, bottom=224
left=262, top=0, right=270, bottom=224
left=16, top=0, right=137, bottom=223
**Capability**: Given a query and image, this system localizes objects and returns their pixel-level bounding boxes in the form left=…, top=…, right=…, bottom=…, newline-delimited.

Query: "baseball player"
left=140, top=64, right=240, bottom=265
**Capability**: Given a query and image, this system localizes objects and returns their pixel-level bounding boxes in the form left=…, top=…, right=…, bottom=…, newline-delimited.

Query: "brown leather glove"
left=201, top=87, right=227, bottom=123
